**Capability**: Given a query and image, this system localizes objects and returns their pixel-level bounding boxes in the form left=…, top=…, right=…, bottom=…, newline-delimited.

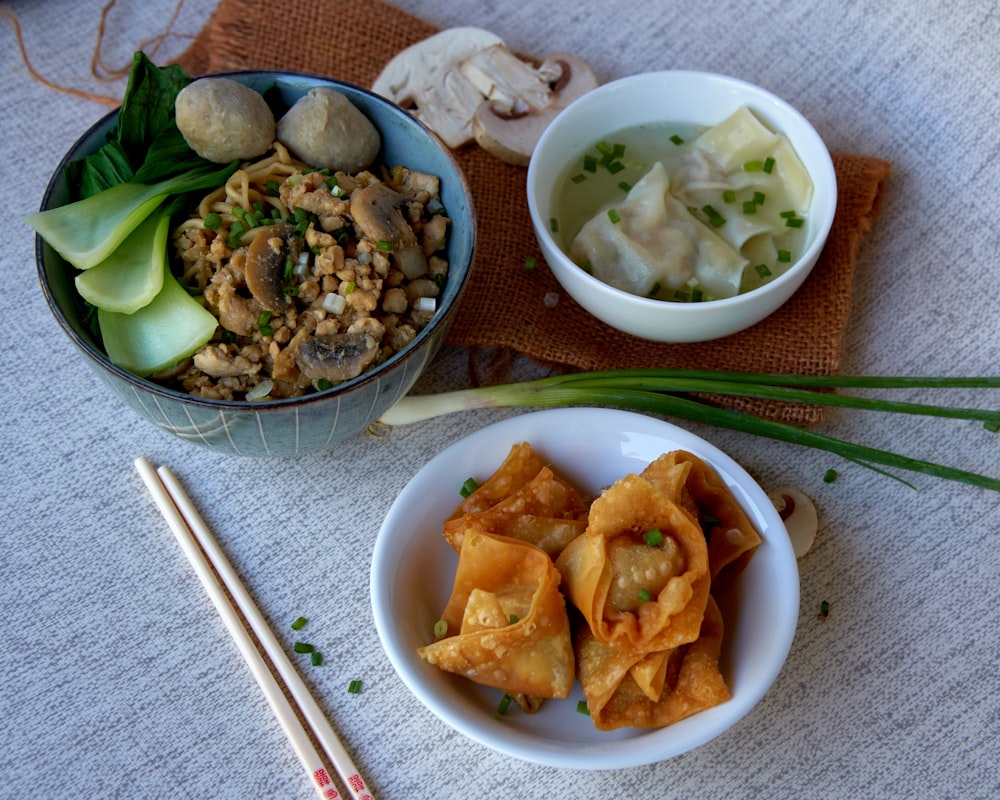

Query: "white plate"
left=370, top=408, right=799, bottom=769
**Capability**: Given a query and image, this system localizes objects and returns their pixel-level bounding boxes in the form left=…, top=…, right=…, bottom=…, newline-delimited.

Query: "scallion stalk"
left=377, top=369, right=1000, bottom=492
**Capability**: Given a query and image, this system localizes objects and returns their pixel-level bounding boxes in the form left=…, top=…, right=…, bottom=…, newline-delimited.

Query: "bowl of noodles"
left=34, top=70, right=476, bottom=457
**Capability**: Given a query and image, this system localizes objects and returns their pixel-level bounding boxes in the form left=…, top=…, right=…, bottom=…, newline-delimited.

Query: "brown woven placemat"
left=176, top=0, right=891, bottom=424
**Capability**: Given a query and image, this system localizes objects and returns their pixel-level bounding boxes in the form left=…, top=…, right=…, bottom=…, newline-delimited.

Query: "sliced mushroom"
left=768, top=486, right=819, bottom=559
left=296, top=332, right=379, bottom=384
left=471, top=52, right=599, bottom=166
left=245, top=223, right=300, bottom=314
left=349, top=183, right=428, bottom=278
left=371, top=27, right=506, bottom=148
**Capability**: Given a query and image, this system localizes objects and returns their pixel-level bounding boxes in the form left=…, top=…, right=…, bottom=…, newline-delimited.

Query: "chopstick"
left=134, top=457, right=375, bottom=800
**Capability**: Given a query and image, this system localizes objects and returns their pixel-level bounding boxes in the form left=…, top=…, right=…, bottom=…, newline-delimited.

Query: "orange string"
left=0, top=0, right=194, bottom=107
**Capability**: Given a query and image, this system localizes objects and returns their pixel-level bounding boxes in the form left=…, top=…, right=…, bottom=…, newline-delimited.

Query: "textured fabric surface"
left=3, top=2, right=999, bottom=800
left=174, top=0, right=891, bottom=425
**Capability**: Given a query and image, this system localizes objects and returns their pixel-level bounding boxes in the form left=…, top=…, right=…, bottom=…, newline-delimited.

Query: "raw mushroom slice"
left=459, top=43, right=562, bottom=116
left=371, top=27, right=506, bottom=149
left=245, top=223, right=300, bottom=315
left=768, top=486, right=818, bottom=558
left=471, top=52, right=599, bottom=166
left=349, top=182, right=428, bottom=278
left=296, top=333, right=379, bottom=383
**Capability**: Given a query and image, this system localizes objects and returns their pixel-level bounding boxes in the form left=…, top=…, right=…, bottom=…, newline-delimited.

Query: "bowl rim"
left=370, top=406, right=800, bottom=769
left=35, top=69, right=477, bottom=412
left=526, top=68, right=837, bottom=316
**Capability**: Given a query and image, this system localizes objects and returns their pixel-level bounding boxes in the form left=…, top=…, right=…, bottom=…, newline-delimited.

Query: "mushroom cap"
left=175, top=77, right=276, bottom=164
left=245, top=223, right=299, bottom=315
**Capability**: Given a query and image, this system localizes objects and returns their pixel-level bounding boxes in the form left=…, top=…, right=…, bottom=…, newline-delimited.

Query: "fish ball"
left=277, top=87, right=381, bottom=173
left=175, top=77, right=275, bottom=163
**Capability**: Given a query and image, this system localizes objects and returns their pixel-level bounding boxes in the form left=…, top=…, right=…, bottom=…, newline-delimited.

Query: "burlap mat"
left=177, top=0, right=891, bottom=424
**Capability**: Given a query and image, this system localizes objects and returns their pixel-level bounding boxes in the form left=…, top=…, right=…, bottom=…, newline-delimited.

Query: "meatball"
left=175, top=77, right=276, bottom=163
left=276, top=87, right=381, bottom=173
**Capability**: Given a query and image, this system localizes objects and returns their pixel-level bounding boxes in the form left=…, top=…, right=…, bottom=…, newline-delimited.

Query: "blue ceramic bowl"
left=36, top=71, right=476, bottom=457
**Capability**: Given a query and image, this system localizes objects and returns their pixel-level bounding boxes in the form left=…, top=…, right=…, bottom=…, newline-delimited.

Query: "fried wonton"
left=644, top=451, right=762, bottom=585
left=555, top=473, right=710, bottom=654
left=417, top=529, right=575, bottom=699
left=446, top=442, right=545, bottom=520
left=575, top=596, right=730, bottom=731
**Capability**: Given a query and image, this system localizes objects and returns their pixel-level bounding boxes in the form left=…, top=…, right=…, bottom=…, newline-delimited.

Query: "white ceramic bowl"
left=526, top=70, right=837, bottom=342
left=371, top=408, right=799, bottom=769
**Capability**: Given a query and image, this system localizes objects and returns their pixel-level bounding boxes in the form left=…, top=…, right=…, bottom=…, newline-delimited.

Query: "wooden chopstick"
left=134, top=457, right=375, bottom=800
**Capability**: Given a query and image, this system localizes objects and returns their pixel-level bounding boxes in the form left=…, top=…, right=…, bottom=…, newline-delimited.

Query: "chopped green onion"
left=433, top=619, right=448, bottom=638
left=753, top=191, right=766, bottom=205
left=743, top=159, right=764, bottom=172
left=755, top=264, right=772, bottom=278
left=764, top=157, right=775, bottom=174
left=722, top=190, right=737, bottom=204
left=607, top=208, right=621, bottom=224
left=265, top=179, right=281, bottom=195
left=607, top=161, right=625, bottom=174
left=701, top=205, right=726, bottom=228
left=376, top=240, right=394, bottom=252
left=673, top=290, right=690, bottom=302
left=348, top=680, right=362, bottom=694
left=638, top=588, right=652, bottom=603
left=316, top=378, right=332, bottom=391
left=550, top=217, right=559, bottom=233
left=742, top=200, right=757, bottom=215
left=290, top=616, right=307, bottom=630
left=780, top=210, right=798, bottom=218
left=986, top=420, right=1000, bottom=433
left=691, top=288, right=704, bottom=302
left=283, top=285, right=299, bottom=296
left=459, top=477, right=480, bottom=498
left=523, top=256, right=537, bottom=273
left=786, top=216, right=805, bottom=228
left=571, top=173, right=587, bottom=184
left=508, top=614, right=519, bottom=624
left=819, top=600, right=830, bottom=618
left=595, top=141, right=613, bottom=155
left=258, top=310, right=273, bottom=336
left=777, top=249, right=792, bottom=263
left=618, top=181, right=632, bottom=193
left=577, top=700, right=591, bottom=715
left=204, top=213, right=222, bottom=230
left=647, top=282, right=661, bottom=297
left=644, top=528, right=664, bottom=547
left=669, top=134, right=685, bottom=145
left=311, top=651, right=323, bottom=666
left=582, top=155, right=597, bottom=173
left=824, top=468, right=839, bottom=483
left=293, top=642, right=314, bottom=653
left=497, top=694, right=512, bottom=715
left=342, top=280, right=355, bottom=294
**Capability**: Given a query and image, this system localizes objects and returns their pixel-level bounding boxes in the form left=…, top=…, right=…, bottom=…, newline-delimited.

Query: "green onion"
left=293, top=642, right=314, bottom=653
left=819, top=600, right=830, bottom=618
left=618, top=181, right=632, bottom=193
left=583, top=155, right=597, bottom=173
left=265, top=179, right=281, bottom=195
left=786, top=216, right=805, bottom=228
left=607, top=161, right=625, bottom=174
left=459, top=477, right=480, bottom=498
left=258, top=310, right=273, bottom=337
left=497, top=694, right=512, bottom=715
left=644, top=528, right=664, bottom=546
left=311, top=651, right=323, bottom=667
left=348, top=680, right=362, bottom=694
left=550, top=217, right=559, bottom=233
left=433, top=619, right=448, bottom=638
left=377, top=369, right=1000, bottom=492
left=508, top=614, right=519, bottom=624
left=524, top=256, right=537, bottom=273
left=764, top=157, right=775, bottom=174
left=743, top=159, right=764, bottom=172
left=342, top=280, right=355, bottom=295
left=669, top=134, right=685, bottom=145
left=638, top=588, right=652, bottom=603
left=755, top=264, right=772, bottom=278
left=701, top=205, right=726, bottom=228
left=722, top=190, right=737, bottom=204
left=577, top=700, right=591, bottom=715
left=777, top=249, right=792, bottom=263
left=647, top=282, right=661, bottom=297
left=742, top=200, right=757, bottom=215
left=376, top=240, right=394, bottom=252
left=290, top=616, right=307, bottom=630
left=204, top=213, right=222, bottom=230
left=780, top=210, right=798, bottom=218
left=607, top=208, right=621, bottom=224
left=824, top=468, right=839, bottom=483
left=571, top=173, right=587, bottom=184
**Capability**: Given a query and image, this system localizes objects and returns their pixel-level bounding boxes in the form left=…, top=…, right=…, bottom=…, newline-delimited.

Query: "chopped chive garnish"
left=753, top=191, right=766, bottom=205
left=777, top=249, right=792, bottom=263
left=618, top=181, right=632, bottom=193
left=497, top=694, right=512, bottom=715
left=290, top=616, right=307, bottom=630
left=824, top=468, right=840, bottom=483
left=644, top=528, right=664, bottom=546
left=571, top=173, right=587, bottom=184
left=376, top=240, right=394, bottom=252
left=283, top=257, right=294, bottom=281
left=743, top=159, right=764, bottom=172
left=607, top=208, right=622, bottom=224
left=786, top=217, right=805, bottom=228
left=459, top=477, right=479, bottom=498
left=582, top=155, right=598, bottom=173
left=638, top=588, right=652, bottom=603
left=722, top=190, right=737, bottom=204
left=611, top=142, right=626, bottom=158
left=265, top=179, right=280, bottom=195
left=258, top=310, right=273, bottom=336
left=577, top=700, right=590, bottom=715
left=985, top=420, right=1000, bottom=433
left=433, top=619, right=448, bottom=638
left=701, top=205, right=726, bottom=228
left=550, top=217, right=559, bottom=233
left=293, top=642, right=314, bottom=653
left=283, top=285, right=299, bottom=296
left=669, top=134, right=685, bottom=145
left=819, top=600, right=830, bottom=618
left=673, top=290, right=690, bottom=302
left=523, top=256, right=537, bottom=273
left=755, top=264, right=772, bottom=278
left=508, top=614, right=519, bottom=624
left=607, top=161, right=625, bottom=174
left=204, top=213, right=222, bottom=230
left=348, top=680, right=362, bottom=694
left=595, top=141, right=612, bottom=155
left=343, top=280, right=355, bottom=294
left=742, top=200, right=757, bottom=215
left=764, top=157, right=775, bottom=173
left=647, top=282, right=661, bottom=297
left=316, top=378, right=332, bottom=391
left=311, top=651, right=323, bottom=667
left=780, top=210, right=798, bottom=218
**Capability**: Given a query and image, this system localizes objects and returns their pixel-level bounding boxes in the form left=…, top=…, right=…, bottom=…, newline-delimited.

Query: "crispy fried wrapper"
left=417, top=529, right=575, bottom=699
left=444, top=443, right=588, bottom=558
left=555, top=473, right=710, bottom=654
left=643, top=451, right=762, bottom=584
left=576, top=596, right=731, bottom=730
